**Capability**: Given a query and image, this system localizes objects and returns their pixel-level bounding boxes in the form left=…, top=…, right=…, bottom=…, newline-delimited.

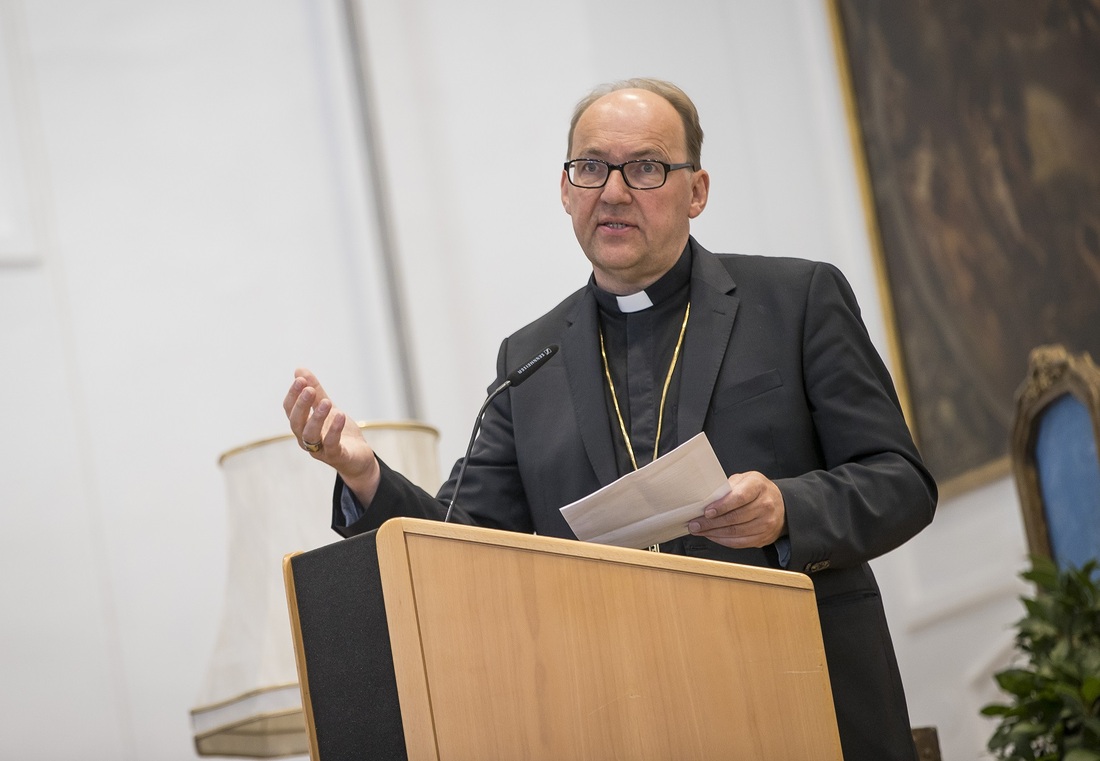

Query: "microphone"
left=443, top=345, right=559, bottom=523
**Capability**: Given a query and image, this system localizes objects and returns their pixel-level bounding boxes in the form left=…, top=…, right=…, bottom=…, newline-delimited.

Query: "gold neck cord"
left=598, top=301, right=690, bottom=553
left=598, top=302, right=691, bottom=472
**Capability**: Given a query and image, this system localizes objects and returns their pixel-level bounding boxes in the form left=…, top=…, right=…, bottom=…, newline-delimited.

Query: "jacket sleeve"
left=331, top=341, right=535, bottom=538
left=330, top=458, right=446, bottom=537
left=775, top=262, right=938, bottom=573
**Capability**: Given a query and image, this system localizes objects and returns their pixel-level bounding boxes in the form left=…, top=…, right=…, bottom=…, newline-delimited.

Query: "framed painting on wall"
left=829, top=0, right=1100, bottom=496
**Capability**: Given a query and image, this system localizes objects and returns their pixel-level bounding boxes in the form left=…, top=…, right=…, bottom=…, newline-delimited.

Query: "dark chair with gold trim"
left=1010, top=345, right=1100, bottom=569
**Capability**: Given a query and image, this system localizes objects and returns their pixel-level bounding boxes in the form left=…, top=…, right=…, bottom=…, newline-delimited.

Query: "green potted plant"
left=982, top=557, right=1100, bottom=760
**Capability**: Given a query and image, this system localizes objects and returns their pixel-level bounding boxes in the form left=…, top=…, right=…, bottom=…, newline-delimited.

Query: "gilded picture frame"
left=828, top=0, right=1100, bottom=496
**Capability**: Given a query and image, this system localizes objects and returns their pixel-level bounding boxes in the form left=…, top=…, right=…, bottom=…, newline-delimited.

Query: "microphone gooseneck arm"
left=442, top=344, right=559, bottom=523
left=443, top=380, right=509, bottom=523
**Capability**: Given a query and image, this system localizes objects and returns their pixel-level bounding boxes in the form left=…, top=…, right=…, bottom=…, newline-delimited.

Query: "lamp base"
left=191, top=685, right=308, bottom=758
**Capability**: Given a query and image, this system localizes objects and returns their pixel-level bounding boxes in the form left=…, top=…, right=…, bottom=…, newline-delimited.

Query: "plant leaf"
left=1082, top=677, right=1100, bottom=705
left=1063, top=750, right=1100, bottom=761
left=997, top=668, right=1040, bottom=695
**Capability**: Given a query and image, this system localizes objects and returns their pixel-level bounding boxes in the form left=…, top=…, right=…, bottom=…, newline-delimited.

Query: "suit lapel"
left=562, top=242, right=738, bottom=482
left=562, top=290, right=620, bottom=487
left=677, top=242, right=739, bottom=444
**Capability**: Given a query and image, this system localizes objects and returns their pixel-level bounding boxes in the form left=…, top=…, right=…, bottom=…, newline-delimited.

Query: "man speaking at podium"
left=284, top=78, right=937, bottom=761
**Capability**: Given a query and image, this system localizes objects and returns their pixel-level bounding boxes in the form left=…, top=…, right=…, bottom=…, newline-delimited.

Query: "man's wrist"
left=340, top=456, right=381, bottom=507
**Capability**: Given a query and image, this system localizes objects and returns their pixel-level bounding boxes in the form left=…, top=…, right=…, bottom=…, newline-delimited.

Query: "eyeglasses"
left=563, top=158, right=695, bottom=190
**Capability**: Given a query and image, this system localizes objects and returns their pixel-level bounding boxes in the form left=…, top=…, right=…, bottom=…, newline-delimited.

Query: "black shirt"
left=590, top=243, right=693, bottom=477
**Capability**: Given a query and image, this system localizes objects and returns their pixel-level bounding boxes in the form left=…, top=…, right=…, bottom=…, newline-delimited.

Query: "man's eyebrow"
left=573, top=147, right=671, bottom=161
left=572, top=147, right=610, bottom=159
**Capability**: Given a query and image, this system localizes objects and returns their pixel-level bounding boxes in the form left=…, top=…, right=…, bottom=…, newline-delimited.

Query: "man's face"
left=561, top=89, right=709, bottom=295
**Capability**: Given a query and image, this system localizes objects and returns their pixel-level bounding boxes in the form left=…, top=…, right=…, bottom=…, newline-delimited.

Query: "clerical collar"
left=615, top=290, right=653, bottom=313
left=590, top=243, right=693, bottom=314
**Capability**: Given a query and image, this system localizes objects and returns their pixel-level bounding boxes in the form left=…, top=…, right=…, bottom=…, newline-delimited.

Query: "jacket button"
left=804, top=560, right=830, bottom=573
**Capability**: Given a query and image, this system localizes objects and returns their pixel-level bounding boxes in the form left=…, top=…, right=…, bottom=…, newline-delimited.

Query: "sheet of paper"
left=559, top=432, right=731, bottom=549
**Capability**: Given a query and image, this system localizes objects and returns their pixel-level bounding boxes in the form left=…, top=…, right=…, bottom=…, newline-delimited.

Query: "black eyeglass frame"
left=563, top=158, right=696, bottom=190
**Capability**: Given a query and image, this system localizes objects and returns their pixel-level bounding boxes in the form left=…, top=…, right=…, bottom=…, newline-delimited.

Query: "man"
left=284, top=78, right=937, bottom=760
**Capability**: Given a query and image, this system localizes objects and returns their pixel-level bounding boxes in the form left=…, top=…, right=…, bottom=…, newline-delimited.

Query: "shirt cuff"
left=338, top=483, right=367, bottom=527
left=775, top=536, right=791, bottom=569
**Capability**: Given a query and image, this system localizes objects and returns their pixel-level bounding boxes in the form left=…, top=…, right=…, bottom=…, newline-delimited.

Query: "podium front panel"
left=375, top=519, right=842, bottom=761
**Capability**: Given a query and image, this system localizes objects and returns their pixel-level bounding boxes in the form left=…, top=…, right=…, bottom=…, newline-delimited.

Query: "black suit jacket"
left=339, top=238, right=937, bottom=760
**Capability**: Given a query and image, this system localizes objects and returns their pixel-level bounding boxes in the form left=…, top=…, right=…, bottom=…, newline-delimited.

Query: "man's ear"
left=560, top=171, right=572, bottom=215
left=688, top=168, right=710, bottom=219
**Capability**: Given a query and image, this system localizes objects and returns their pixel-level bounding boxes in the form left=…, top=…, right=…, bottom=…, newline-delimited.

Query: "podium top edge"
left=378, top=517, right=814, bottom=591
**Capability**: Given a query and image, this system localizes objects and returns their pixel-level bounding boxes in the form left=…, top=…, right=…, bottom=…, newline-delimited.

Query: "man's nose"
left=600, top=168, right=633, bottom=202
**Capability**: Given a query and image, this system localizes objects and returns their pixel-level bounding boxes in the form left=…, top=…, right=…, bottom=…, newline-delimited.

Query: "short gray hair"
left=566, top=78, right=704, bottom=168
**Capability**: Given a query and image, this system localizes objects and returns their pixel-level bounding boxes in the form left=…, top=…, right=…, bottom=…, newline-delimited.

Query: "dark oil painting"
left=832, top=0, right=1100, bottom=494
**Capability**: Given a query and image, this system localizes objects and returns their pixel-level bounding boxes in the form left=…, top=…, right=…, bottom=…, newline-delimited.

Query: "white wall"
left=0, top=1, right=1033, bottom=759
left=0, top=1, right=402, bottom=757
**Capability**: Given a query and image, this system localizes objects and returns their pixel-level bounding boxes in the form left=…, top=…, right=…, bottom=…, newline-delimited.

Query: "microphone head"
left=506, top=344, right=559, bottom=387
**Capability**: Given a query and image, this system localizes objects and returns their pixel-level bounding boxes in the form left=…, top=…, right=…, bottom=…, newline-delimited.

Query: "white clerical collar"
left=615, top=290, right=654, bottom=313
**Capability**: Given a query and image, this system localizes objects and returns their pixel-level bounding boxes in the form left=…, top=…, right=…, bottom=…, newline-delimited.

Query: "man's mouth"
left=600, top=221, right=634, bottom=230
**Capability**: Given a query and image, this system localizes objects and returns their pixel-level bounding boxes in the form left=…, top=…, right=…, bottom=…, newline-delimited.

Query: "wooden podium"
left=284, top=518, right=843, bottom=760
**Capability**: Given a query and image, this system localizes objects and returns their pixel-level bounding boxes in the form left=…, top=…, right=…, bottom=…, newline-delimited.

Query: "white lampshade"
left=190, top=421, right=440, bottom=757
